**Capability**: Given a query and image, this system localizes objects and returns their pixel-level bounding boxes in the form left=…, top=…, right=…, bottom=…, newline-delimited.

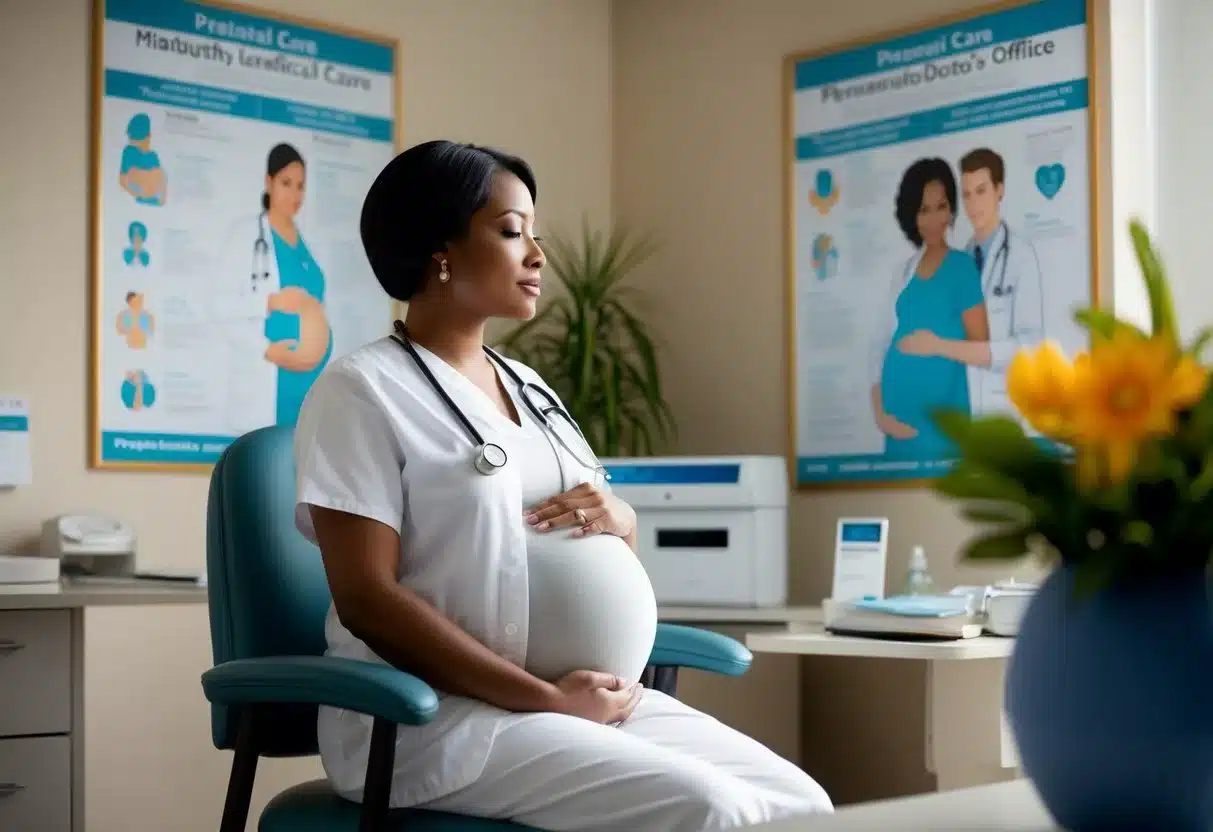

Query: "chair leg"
left=652, top=666, right=679, bottom=697
left=359, top=717, right=397, bottom=832
left=220, top=707, right=259, bottom=832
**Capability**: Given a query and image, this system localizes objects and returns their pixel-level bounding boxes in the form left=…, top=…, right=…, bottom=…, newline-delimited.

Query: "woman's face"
left=438, top=171, right=546, bottom=320
left=916, top=180, right=952, bottom=245
left=266, top=161, right=306, bottom=217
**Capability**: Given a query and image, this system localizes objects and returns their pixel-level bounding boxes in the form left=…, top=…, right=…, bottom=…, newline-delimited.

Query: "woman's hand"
left=897, top=329, right=942, bottom=357
left=550, top=670, right=643, bottom=724
left=265, top=288, right=330, bottom=372
left=525, top=482, right=636, bottom=539
left=876, top=410, right=918, bottom=440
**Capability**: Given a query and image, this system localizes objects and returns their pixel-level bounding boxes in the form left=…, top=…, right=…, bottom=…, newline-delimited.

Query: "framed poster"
left=785, top=0, right=1100, bottom=489
left=89, top=0, right=401, bottom=470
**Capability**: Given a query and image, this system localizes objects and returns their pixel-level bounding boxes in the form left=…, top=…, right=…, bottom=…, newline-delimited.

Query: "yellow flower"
left=1072, top=333, right=1203, bottom=442
left=1170, top=353, right=1208, bottom=409
left=1067, top=333, right=1209, bottom=483
left=1007, top=340, right=1077, bottom=440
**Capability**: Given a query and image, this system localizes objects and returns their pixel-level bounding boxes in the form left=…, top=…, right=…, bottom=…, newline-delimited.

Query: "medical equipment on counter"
left=824, top=594, right=984, bottom=640
left=601, top=455, right=787, bottom=607
left=251, top=211, right=271, bottom=290
left=820, top=578, right=1038, bottom=641
left=830, top=517, right=888, bottom=601
left=391, top=322, right=607, bottom=482
left=981, top=580, right=1037, bottom=636
left=41, top=513, right=137, bottom=578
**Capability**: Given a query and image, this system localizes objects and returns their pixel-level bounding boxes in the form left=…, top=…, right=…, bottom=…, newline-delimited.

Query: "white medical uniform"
left=964, top=223, right=1045, bottom=418
left=292, top=336, right=833, bottom=830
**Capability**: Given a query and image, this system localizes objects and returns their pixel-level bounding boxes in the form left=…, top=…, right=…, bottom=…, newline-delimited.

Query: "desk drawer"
left=0, top=735, right=71, bottom=831
left=0, top=611, right=71, bottom=737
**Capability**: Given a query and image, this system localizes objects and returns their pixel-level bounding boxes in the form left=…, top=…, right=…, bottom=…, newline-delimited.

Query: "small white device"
left=41, top=514, right=137, bottom=578
left=600, top=455, right=788, bottom=607
left=983, top=580, right=1037, bottom=636
left=830, top=517, right=889, bottom=602
left=42, top=514, right=135, bottom=556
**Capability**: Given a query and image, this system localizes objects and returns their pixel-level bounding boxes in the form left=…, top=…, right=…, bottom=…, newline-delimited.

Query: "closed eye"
left=502, top=231, right=542, bottom=243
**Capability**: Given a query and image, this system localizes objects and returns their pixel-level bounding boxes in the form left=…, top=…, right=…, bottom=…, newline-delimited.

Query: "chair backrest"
left=206, top=425, right=332, bottom=755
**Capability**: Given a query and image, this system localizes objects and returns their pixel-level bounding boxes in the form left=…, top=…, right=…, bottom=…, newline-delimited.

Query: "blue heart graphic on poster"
left=1035, top=164, right=1065, bottom=199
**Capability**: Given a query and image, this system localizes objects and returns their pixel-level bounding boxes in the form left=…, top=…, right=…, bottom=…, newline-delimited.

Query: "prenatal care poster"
left=92, top=0, right=397, bottom=468
left=787, top=0, right=1097, bottom=487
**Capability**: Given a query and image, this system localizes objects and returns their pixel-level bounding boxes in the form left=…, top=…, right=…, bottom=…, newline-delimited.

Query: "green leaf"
left=962, top=528, right=1031, bottom=561
left=1129, top=219, right=1178, bottom=347
left=1190, top=453, right=1213, bottom=502
left=1120, top=520, right=1153, bottom=547
left=961, top=503, right=1030, bottom=527
left=1188, top=327, right=1213, bottom=360
left=933, top=412, right=1048, bottom=475
left=932, top=409, right=974, bottom=445
left=1074, top=307, right=1146, bottom=341
left=935, top=465, right=1037, bottom=508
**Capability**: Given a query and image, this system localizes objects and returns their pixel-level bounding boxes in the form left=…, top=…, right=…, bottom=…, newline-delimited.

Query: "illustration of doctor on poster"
left=217, top=142, right=333, bottom=434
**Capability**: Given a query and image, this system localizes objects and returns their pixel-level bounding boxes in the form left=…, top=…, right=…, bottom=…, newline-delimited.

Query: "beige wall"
left=0, top=0, right=610, bottom=829
left=612, top=0, right=1114, bottom=804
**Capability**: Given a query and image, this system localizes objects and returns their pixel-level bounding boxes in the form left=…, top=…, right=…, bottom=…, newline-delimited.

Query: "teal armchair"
left=203, top=425, right=753, bottom=831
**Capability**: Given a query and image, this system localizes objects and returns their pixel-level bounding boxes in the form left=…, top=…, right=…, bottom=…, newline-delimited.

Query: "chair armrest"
left=648, top=623, right=752, bottom=676
left=201, top=655, right=439, bottom=726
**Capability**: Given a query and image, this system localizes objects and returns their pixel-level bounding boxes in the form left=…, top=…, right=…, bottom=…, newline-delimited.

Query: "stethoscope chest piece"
left=474, top=443, right=508, bottom=476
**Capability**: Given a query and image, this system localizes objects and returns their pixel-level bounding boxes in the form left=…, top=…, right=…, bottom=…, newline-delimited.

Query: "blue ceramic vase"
left=1006, top=563, right=1213, bottom=831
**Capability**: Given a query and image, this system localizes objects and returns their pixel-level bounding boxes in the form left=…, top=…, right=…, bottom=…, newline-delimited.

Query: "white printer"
left=600, top=455, right=788, bottom=607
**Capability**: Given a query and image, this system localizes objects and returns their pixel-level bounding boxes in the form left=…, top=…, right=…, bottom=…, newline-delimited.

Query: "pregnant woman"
left=869, top=157, right=989, bottom=461
left=118, top=113, right=167, bottom=207
left=259, top=142, right=333, bottom=426
left=294, top=140, right=833, bottom=830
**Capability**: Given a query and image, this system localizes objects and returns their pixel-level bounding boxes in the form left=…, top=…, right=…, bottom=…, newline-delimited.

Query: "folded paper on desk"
left=823, top=596, right=983, bottom=640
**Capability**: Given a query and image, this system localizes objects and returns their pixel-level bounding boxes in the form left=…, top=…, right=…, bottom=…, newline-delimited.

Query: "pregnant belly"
left=524, top=530, right=658, bottom=684
left=881, top=348, right=966, bottom=423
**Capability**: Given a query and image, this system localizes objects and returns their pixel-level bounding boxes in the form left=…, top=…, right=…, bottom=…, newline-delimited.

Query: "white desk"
left=751, top=779, right=1054, bottom=830
left=746, top=625, right=1018, bottom=791
left=0, top=581, right=208, bottom=831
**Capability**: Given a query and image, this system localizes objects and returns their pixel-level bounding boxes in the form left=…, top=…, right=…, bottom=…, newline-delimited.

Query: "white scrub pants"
left=419, top=689, right=834, bottom=830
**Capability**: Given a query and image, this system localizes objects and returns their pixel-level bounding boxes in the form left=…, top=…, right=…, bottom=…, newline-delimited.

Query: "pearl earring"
left=439, top=259, right=450, bottom=283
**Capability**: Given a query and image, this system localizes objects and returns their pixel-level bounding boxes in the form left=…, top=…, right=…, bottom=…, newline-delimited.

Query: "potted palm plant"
left=493, top=218, right=675, bottom=457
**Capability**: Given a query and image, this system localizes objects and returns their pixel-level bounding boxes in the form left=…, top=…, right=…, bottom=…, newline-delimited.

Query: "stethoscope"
left=251, top=212, right=271, bottom=291
left=390, top=321, right=608, bottom=481
left=900, top=222, right=1012, bottom=297
left=980, top=221, right=1012, bottom=298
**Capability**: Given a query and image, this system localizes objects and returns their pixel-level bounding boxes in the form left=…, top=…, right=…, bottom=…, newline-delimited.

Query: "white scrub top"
left=292, top=335, right=606, bottom=808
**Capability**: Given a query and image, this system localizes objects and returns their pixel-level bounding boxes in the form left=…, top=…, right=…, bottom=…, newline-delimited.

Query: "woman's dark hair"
left=359, top=139, right=538, bottom=302
left=262, top=142, right=305, bottom=212
left=894, top=157, right=956, bottom=247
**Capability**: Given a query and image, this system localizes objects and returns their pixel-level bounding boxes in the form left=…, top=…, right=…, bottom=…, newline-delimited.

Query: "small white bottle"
left=903, top=545, right=935, bottom=596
